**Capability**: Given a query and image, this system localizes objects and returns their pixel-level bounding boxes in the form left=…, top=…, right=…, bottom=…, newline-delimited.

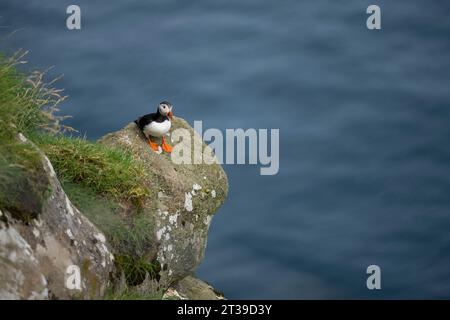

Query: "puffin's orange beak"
left=168, top=111, right=173, bottom=120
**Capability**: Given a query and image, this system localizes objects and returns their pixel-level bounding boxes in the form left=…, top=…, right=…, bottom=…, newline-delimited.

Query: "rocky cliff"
left=0, top=134, right=114, bottom=299
left=0, top=118, right=228, bottom=300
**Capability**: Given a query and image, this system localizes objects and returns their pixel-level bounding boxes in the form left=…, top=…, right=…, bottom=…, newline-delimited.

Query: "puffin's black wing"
left=134, top=113, right=157, bottom=131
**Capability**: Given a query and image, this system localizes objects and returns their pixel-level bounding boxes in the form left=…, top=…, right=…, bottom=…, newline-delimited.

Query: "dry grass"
left=0, top=49, right=73, bottom=134
left=0, top=50, right=54, bottom=219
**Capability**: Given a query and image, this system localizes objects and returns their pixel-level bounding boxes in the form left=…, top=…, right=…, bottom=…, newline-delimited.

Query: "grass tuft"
left=0, top=51, right=54, bottom=219
left=32, top=133, right=150, bottom=206
left=114, top=255, right=161, bottom=286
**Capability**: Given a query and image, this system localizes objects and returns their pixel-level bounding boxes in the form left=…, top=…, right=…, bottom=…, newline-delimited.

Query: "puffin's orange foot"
left=148, top=140, right=159, bottom=152
left=162, top=137, right=172, bottom=153
left=162, top=142, right=172, bottom=153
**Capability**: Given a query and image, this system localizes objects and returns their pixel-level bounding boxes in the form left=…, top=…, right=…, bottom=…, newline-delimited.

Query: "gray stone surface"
left=168, top=276, right=225, bottom=300
left=0, top=135, right=114, bottom=300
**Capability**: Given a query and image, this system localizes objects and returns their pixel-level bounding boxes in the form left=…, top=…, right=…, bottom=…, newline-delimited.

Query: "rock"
left=0, top=116, right=228, bottom=299
left=0, top=135, right=114, bottom=300
left=165, top=276, right=225, bottom=300
left=98, top=117, right=228, bottom=288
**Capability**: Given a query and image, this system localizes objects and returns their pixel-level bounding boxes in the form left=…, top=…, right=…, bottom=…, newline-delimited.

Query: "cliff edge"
left=0, top=119, right=227, bottom=299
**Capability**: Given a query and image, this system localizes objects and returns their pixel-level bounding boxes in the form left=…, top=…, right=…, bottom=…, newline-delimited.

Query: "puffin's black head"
left=158, top=101, right=173, bottom=119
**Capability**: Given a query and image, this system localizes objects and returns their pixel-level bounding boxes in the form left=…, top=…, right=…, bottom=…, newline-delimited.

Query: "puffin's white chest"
left=143, top=120, right=171, bottom=137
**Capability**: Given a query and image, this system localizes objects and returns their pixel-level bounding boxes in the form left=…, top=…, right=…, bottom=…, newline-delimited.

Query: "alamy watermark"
left=366, top=5, right=381, bottom=30
left=66, top=5, right=81, bottom=30
left=63, top=2, right=383, bottom=174
left=66, top=4, right=382, bottom=31
left=366, top=265, right=381, bottom=290
left=169, top=121, right=280, bottom=176
left=65, top=265, right=81, bottom=291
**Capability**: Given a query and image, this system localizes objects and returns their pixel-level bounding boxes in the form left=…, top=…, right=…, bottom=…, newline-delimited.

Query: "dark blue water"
left=2, top=1, right=450, bottom=299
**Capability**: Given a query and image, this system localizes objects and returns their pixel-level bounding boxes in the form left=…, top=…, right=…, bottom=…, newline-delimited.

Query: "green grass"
left=114, top=255, right=161, bottom=286
left=31, top=133, right=150, bottom=206
left=0, top=51, right=51, bottom=220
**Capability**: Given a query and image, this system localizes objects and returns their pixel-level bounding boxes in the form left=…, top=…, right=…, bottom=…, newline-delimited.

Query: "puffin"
left=134, top=101, right=174, bottom=152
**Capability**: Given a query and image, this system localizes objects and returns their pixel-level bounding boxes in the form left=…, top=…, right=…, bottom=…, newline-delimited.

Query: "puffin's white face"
left=158, top=103, right=173, bottom=117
